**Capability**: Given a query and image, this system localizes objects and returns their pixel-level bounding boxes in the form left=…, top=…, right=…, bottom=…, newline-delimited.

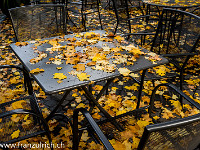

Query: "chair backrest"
left=151, top=8, right=200, bottom=55
left=138, top=113, right=200, bottom=150
left=9, top=4, right=66, bottom=42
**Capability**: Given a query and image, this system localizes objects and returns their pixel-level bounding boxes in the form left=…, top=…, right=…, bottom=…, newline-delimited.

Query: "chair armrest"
left=148, top=83, right=200, bottom=114
left=73, top=108, right=114, bottom=150
left=0, top=109, right=46, bottom=123
left=0, top=65, right=24, bottom=72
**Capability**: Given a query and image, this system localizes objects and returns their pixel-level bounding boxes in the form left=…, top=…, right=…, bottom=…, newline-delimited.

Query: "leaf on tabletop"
left=77, top=73, right=90, bottom=81
left=118, top=67, right=131, bottom=76
left=15, top=42, right=28, bottom=46
left=56, top=67, right=62, bottom=70
left=66, top=57, right=80, bottom=65
left=53, top=73, right=67, bottom=80
left=73, top=64, right=85, bottom=71
left=87, top=61, right=96, bottom=66
left=30, top=68, right=44, bottom=74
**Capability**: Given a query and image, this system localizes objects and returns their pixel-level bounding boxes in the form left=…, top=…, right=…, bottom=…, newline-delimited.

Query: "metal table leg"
left=80, top=80, right=125, bottom=131
left=46, top=90, right=71, bottom=121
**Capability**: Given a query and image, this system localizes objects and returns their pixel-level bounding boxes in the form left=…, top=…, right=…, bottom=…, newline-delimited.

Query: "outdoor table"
left=10, top=30, right=168, bottom=131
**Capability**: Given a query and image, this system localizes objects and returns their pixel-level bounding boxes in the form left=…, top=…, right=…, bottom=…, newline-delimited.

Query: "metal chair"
left=112, top=0, right=159, bottom=42
left=72, top=83, right=200, bottom=150
left=0, top=65, right=52, bottom=149
left=66, top=0, right=102, bottom=31
left=129, top=8, right=199, bottom=108
left=150, top=8, right=199, bottom=93
left=9, top=4, right=66, bottom=42
left=73, top=108, right=114, bottom=150
left=138, top=83, right=200, bottom=150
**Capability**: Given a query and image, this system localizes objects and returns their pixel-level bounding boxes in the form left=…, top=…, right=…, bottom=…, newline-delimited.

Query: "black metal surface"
left=9, top=4, right=66, bottom=42
left=138, top=113, right=200, bottom=150
left=10, top=30, right=169, bottom=95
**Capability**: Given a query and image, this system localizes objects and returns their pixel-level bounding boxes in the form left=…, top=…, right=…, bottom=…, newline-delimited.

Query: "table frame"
left=10, top=30, right=168, bottom=131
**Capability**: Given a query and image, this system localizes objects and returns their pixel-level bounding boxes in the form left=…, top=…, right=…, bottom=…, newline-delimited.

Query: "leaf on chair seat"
left=11, top=129, right=20, bottom=139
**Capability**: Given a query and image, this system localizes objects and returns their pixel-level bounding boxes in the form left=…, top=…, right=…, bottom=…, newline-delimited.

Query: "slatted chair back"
left=9, top=4, right=66, bottom=42
left=138, top=113, right=200, bottom=150
left=151, top=8, right=200, bottom=55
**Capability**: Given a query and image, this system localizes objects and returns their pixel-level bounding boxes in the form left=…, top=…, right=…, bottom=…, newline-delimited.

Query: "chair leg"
left=179, top=69, right=184, bottom=105
left=137, top=69, right=147, bottom=109
left=97, top=0, right=103, bottom=30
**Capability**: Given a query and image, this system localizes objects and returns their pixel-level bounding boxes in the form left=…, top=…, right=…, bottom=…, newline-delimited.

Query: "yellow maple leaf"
left=53, top=73, right=67, bottom=80
left=11, top=129, right=20, bottom=139
left=77, top=73, right=90, bottom=81
left=56, top=67, right=62, bottom=70
left=118, top=67, right=131, bottom=76
left=73, top=64, right=85, bottom=71
left=30, top=68, right=44, bottom=74
left=15, top=42, right=28, bottom=46
left=12, top=100, right=26, bottom=109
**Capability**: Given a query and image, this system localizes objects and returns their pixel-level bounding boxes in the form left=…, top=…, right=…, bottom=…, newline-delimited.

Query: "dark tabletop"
left=142, top=0, right=200, bottom=8
left=10, top=30, right=168, bottom=94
